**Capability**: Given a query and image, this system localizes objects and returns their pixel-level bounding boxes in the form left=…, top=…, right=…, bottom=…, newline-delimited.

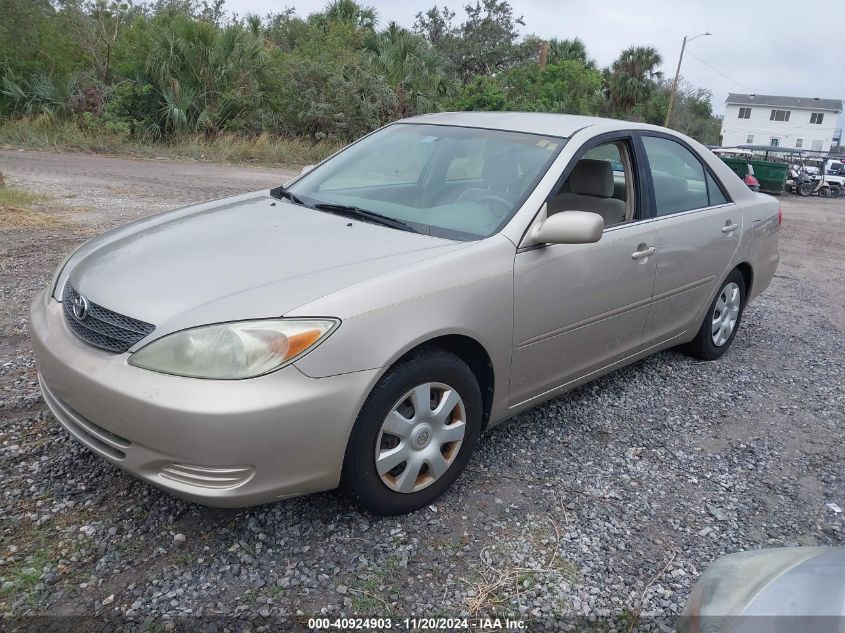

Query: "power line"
left=685, top=50, right=755, bottom=92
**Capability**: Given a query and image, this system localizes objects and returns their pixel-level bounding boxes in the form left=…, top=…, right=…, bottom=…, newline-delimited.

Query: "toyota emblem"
left=72, top=294, right=90, bottom=321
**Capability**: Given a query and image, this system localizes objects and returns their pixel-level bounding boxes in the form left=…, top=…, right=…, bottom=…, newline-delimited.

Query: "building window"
left=746, top=134, right=754, bottom=143
left=770, top=138, right=780, bottom=147
left=796, top=139, right=803, bottom=148
left=738, top=107, right=752, bottom=119
left=770, top=109, right=791, bottom=122
left=812, top=140, right=823, bottom=151
left=810, top=112, right=824, bottom=125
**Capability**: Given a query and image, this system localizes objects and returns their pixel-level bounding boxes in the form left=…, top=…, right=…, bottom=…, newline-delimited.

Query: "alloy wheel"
left=711, top=282, right=741, bottom=347
left=375, top=382, right=466, bottom=493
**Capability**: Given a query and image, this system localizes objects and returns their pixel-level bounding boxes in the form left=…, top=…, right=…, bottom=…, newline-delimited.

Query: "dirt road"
left=1, top=149, right=842, bottom=628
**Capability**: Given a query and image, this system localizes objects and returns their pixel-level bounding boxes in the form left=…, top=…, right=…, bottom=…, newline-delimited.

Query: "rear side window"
left=706, top=172, right=729, bottom=205
left=642, top=136, right=709, bottom=216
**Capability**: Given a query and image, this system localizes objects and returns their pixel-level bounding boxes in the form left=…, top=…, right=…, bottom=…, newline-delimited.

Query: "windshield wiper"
left=311, top=202, right=422, bottom=234
left=269, top=185, right=306, bottom=206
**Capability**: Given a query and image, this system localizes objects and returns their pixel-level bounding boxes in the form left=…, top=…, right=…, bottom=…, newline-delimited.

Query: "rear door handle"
left=631, top=246, right=656, bottom=260
left=722, top=222, right=739, bottom=233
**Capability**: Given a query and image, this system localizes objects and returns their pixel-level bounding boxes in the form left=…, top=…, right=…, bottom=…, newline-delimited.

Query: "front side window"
left=810, top=112, right=824, bottom=125
left=287, top=124, right=564, bottom=240
left=641, top=136, right=709, bottom=216
left=548, top=140, right=636, bottom=228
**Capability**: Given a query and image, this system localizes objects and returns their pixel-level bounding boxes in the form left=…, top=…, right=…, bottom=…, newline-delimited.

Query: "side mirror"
left=533, top=210, right=604, bottom=245
left=300, top=164, right=315, bottom=176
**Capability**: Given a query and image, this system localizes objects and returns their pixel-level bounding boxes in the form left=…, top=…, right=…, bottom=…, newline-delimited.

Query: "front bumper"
left=29, top=290, right=380, bottom=507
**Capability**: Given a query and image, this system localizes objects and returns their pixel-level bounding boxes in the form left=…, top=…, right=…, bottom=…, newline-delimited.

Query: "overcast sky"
left=226, top=0, right=845, bottom=126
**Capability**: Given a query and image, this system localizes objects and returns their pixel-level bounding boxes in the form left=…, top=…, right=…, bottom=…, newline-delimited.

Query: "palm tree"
left=608, top=45, right=663, bottom=111
left=324, top=0, right=378, bottom=30
left=547, top=37, right=589, bottom=65
left=147, top=18, right=267, bottom=135
left=364, top=26, right=453, bottom=117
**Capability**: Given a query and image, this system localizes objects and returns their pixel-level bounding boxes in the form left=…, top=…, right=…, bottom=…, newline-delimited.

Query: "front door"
left=510, top=135, right=657, bottom=406
left=637, top=134, right=742, bottom=345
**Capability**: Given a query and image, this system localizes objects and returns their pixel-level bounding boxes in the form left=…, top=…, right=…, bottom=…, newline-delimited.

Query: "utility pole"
left=665, top=32, right=711, bottom=127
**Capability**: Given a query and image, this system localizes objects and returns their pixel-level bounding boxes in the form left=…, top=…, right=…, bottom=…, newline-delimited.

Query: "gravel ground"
left=1, top=149, right=843, bottom=631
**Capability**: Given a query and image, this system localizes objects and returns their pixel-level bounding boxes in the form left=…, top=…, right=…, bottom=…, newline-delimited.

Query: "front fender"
left=290, top=235, right=516, bottom=420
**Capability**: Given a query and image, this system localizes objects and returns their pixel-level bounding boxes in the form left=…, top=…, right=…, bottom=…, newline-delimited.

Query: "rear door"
left=638, top=134, right=742, bottom=345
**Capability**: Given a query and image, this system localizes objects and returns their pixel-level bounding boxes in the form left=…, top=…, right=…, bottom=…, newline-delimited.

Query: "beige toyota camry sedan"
left=30, top=113, right=780, bottom=515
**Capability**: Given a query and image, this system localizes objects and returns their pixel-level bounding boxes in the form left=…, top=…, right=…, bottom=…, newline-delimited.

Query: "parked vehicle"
left=787, top=164, right=817, bottom=196
left=31, top=113, right=781, bottom=515
left=825, top=159, right=844, bottom=176
left=785, top=157, right=842, bottom=197
left=813, top=171, right=844, bottom=197
left=678, top=547, right=845, bottom=632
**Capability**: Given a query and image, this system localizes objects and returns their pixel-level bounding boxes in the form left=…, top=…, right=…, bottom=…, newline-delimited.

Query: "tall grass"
left=0, top=117, right=344, bottom=167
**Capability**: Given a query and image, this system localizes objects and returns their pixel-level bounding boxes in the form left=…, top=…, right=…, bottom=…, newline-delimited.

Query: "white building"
left=720, top=93, right=843, bottom=152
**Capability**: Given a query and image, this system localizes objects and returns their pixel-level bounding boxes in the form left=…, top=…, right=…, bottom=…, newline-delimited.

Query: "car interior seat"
left=549, top=159, right=627, bottom=226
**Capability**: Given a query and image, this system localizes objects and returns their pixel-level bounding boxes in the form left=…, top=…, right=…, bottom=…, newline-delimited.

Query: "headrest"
left=482, top=152, right=519, bottom=193
left=569, top=159, right=614, bottom=198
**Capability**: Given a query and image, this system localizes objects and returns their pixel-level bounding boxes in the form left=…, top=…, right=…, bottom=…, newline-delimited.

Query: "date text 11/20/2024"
left=307, top=617, right=527, bottom=630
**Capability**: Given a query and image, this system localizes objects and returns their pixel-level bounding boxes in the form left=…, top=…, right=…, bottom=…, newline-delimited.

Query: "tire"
left=682, top=269, right=747, bottom=361
left=819, top=187, right=830, bottom=198
left=341, top=348, right=483, bottom=515
left=798, top=182, right=813, bottom=197
left=831, top=186, right=842, bottom=198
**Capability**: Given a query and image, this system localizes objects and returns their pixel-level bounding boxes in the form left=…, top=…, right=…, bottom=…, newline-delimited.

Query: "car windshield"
left=286, top=123, right=566, bottom=240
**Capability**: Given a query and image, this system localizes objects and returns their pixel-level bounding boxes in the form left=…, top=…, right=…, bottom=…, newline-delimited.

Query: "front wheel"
left=818, top=187, right=830, bottom=198
left=341, top=349, right=482, bottom=515
left=682, top=270, right=746, bottom=361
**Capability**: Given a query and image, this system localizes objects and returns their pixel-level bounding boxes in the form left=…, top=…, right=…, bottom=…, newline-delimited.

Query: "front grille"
left=62, top=284, right=155, bottom=353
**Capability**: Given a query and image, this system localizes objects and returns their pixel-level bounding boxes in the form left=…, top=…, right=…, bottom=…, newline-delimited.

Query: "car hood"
left=64, top=192, right=464, bottom=339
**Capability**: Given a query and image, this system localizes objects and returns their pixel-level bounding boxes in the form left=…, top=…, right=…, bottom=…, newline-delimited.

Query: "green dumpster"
left=719, top=157, right=789, bottom=194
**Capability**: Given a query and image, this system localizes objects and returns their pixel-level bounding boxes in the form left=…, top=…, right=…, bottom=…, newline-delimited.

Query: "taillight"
left=778, top=207, right=782, bottom=225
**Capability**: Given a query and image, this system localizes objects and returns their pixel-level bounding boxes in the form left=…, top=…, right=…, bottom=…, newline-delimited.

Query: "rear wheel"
left=341, top=349, right=482, bottom=515
left=682, top=269, right=746, bottom=361
left=798, top=182, right=813, bottom=197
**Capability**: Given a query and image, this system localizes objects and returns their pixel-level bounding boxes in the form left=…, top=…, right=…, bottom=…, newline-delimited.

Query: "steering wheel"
left=471, top=193, right=512, bottom=215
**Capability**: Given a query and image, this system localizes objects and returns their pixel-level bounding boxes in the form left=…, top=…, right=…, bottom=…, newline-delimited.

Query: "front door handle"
left=631, top=246, right=656, bottom=260
left=722, top=222, right=739, bottom=233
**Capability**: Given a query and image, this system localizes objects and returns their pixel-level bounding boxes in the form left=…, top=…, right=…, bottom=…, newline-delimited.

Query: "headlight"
left=128, top=319, right=339, bottom=379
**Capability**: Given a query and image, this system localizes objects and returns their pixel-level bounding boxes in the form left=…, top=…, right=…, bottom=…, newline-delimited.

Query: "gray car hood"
left=63, top=192, right=464, bottom=341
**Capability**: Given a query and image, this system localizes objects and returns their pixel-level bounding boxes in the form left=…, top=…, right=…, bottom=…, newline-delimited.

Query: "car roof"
left=400, top=111, right=617, bottom=138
